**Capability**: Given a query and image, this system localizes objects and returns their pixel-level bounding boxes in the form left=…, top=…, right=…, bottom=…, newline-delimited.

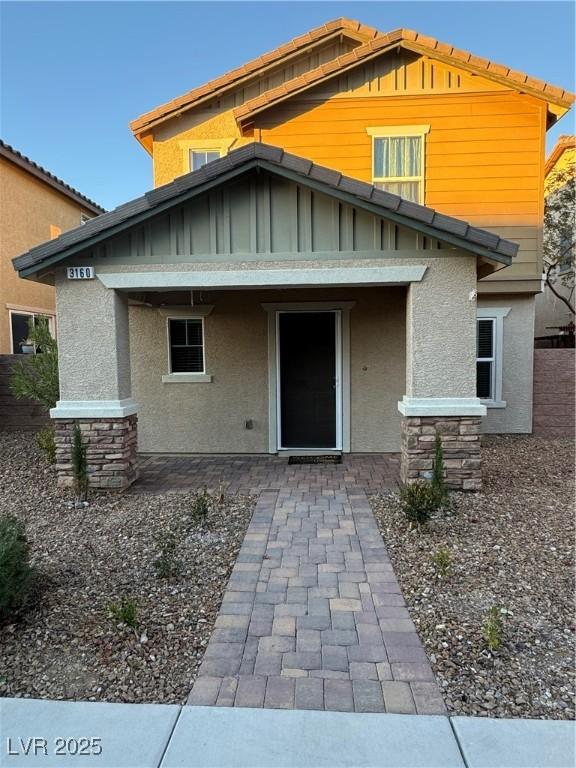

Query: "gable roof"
left=13, top=142, right=518, bottom=279
left=130, top=19, right=574, bottom=144
left=129, top=18, right=378, bottom=139
left=0, top=139, right=105, bottom=215
left=234, top=27, right=575, bottom=125
left=545, top=134, right=575, bottom=177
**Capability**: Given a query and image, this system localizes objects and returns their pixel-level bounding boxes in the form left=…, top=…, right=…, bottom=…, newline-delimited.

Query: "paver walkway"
left=188, top=471, right=446, bottom=715
left=133, top=453, right=401, bottom=495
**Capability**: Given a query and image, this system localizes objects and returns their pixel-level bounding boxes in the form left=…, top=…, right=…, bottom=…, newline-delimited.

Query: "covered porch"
left=12, top=144, right=518, bottom=493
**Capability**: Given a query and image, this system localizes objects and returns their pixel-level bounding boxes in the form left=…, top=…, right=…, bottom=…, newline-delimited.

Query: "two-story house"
left=0, top=140, right=104, bottom=354
left=12, top=19, right=574, bottom=491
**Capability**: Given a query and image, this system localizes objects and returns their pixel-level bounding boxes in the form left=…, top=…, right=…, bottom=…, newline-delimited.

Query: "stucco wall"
left=0, top=158, right=95, bottom=353
left=130, top=287, right=406, bottom=454
left=406, top=255, right=478, bottom=398
left=479, top=294, right=535, bottom=433
left=55, top=274, right=131, bottom=402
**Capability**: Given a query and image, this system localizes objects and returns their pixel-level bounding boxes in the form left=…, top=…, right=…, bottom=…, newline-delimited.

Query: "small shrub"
left=190, top=489, right=211, bottom=523
left=10, top=317, right=59, bottom=409
left=431, top=546, right=452, bottom=578
left=399, top=480, right=441, bottom=526
left=0, top=515, right=35, bottom=622
left=153, top=532, right=182, bottom=578
left=36, top=425, right=56, bottom=465
left=109, top=596, right=139, bottom=629
left=431, top=433, right=448, bottom=505
left=483, top=605, right=504, bottom=651
left=71, top=423, right=88, bottom=502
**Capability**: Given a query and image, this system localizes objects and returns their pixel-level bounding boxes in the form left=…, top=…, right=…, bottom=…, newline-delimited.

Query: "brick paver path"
left=134, top=454, right=400, bottom=495
left=183, top=456, right=446, bottom=715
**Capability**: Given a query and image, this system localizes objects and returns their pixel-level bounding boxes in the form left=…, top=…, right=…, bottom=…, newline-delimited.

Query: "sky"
left=1, top=1, right=574, bottom=211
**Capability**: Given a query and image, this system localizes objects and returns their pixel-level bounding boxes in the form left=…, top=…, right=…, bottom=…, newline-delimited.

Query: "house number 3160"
left=67, top=266, right=94, bottom=279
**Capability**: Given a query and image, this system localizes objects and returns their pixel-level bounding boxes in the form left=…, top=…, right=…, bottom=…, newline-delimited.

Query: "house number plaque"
left=67, top=266, right=94, bottom=279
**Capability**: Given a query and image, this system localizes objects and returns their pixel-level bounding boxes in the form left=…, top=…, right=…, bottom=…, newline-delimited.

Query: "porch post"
left=399, top=257, right=486, bottom=490
left=51, top=273, right=138, bottom=491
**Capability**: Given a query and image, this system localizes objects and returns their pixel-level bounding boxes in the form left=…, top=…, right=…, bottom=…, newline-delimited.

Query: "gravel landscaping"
left=371, top=435, right=575, bottom=720
left=0, top=431, right=254, bottom=704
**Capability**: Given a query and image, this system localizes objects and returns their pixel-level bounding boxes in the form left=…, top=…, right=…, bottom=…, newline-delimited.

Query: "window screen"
left=373, top=136, right=423, bottom=203
left=190, top=150, right=221, bottom=172
left=476, top=318, right=495, bottom=399
left=169, top=319, right=204, bottom=373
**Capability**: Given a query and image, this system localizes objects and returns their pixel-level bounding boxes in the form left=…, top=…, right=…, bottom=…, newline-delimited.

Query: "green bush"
left=483, top=605, right=504, bottom=652
left=72, top=423, right=88, bottom=501
left=109, top=596, right=139, bottom=629
left=153, top=532, right=182, bottom=578
left=190, top=489, right=211, bottom=523
left=10, top=317, right=59, bottom=409
left=399, top=480, right=441, bottom=525
left=431, top=433, right=448, bottom=504
left=431, top=546, right=452, bottom=578
left=0, top=515, right=35, bottom=622
left=36, top=425, right=56, bottom=465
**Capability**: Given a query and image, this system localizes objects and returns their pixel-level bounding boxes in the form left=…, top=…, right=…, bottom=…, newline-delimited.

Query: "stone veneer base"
left=400, top=415, right=482, bottom=491
left=54, top=415, right=138, bottom=491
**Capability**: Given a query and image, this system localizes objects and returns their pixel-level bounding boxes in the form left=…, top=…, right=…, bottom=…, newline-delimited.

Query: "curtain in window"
left=374, top=137, right=421, bottom=178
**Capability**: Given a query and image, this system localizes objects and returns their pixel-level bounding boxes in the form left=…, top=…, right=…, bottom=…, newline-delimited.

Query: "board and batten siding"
left=254, top=90, right=545, bottom=282
left=85, top=172, right=441, bottom=265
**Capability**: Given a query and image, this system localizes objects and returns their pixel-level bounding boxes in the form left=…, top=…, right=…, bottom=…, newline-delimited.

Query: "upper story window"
left=367, top=126, right=430, bottom=204
left=189, top=150, right=221, bottom=172
left=80, top=213, right=91, bottom=225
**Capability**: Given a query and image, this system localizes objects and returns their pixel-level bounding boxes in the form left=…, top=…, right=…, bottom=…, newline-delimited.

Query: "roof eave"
left=235, top=37, right=575, bottom=127
left=0, top=143, right=105, bottom=214
left=129, top=23, right=376, bottom=137
left=15, top=154, right=514, bottom=279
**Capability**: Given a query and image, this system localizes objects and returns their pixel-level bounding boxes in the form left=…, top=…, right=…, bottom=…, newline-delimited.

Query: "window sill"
left=162, top=373, right=212, bottom=384
left=481, top=399, right=507, bottom=409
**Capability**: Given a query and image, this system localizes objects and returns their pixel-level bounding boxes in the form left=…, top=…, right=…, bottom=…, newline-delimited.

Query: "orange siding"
left=256, top=92, right=546, bottom=280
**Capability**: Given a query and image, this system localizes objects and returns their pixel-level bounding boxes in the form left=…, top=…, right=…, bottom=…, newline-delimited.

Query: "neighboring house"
left=12, top=18, right=574, bottom=492
left=534, top=134, right=575, bottom=345
left=0, top=140, right=104, bottom=353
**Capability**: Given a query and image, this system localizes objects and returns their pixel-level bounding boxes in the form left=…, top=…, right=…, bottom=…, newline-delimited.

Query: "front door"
left=278, top=311, right=339, bottom=449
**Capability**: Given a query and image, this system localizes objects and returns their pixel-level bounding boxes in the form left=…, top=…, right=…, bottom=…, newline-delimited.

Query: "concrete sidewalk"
left=1, top=698, right=574, bottom=768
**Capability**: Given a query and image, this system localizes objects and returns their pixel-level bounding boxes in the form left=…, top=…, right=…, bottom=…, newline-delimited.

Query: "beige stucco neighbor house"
left=0, top=140, right=104, bottom=354
left=12, top=19, right=574, bottom=492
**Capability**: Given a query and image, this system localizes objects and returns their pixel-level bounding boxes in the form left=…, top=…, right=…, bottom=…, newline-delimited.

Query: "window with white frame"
left=476, top=318, right=495, bottom=400
left=189, top=149, right=221, bottom=172
left=80, top=213, right=91, bottom=225
left=10, top=311, right=55, bottom=354
left=368, top=126, right=429, bottom=204
left=168, top=318, right=205, bottom=373
left=476, top=308, right=509, bottom=406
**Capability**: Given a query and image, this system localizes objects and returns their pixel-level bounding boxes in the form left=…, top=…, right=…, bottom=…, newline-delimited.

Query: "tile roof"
left=0, top=139, right=105, bottom=214
left=234, top=28, right=575, bottom=123
left=129, top=18, right=378, bottom=135
left=13, top=142, right=518, bottom=276
left=545, top=134, right=576, bottom=177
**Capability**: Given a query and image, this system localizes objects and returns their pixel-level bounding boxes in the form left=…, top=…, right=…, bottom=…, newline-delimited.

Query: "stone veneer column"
left=51, top=273, right=138, bottom=491
left=400, top=415, right=482, bottom=491
left=55, top=415, right=138, bottom=490
left=400, top=256, right=486, bottom=490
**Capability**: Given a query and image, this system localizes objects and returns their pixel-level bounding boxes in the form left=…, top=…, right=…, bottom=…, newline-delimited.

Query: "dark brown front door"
left=279, top=312, right=337, bottom=449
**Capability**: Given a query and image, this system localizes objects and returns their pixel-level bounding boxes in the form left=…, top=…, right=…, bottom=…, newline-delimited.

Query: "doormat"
left=288, top=455, right=342, bottom=465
